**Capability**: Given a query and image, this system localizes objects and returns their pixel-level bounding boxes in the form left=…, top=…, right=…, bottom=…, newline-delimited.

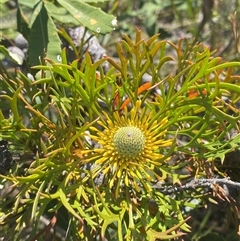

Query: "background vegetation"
left=0, top=0, right=240, bottom=240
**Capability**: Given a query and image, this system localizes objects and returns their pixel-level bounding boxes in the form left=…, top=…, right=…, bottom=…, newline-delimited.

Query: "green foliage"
left=0, top=45, right=24, bottom=65
left=0, top=0, right=116, bottom=66
left=0, top=28, right=239, bottom=240
left=108, top=0, right=240, bottom=61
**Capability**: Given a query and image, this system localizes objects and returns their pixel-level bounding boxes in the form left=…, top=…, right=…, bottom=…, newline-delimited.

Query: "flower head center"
left=113, top=126, right=145, bottom=157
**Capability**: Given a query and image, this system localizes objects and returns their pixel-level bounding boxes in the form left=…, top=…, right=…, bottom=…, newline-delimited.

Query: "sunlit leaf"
left=57, top=0, right=117, bottom=34
left=0, top=45, right=24, bottom=64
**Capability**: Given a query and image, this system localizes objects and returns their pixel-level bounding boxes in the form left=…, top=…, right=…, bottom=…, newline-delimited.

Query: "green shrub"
left=0, top=27, right=239, bottom=240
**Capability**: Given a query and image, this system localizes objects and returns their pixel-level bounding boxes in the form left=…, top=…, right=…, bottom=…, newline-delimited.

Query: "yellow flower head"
left=84, top=101, right=172, bottom=196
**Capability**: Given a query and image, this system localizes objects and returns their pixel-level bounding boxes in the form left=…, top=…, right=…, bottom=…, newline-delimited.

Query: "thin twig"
left=153, top=177, right=240, bottom=195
